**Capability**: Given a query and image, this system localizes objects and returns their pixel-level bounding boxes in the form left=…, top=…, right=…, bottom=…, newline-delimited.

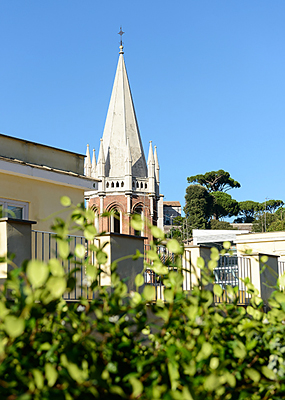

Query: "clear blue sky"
left=1, top=1, right=285, bottom=214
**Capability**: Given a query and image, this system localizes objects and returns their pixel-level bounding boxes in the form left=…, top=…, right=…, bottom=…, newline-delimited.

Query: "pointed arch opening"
left=133, top=204, right=143, bottom=236
left=109, top=206, right=121, bottom=234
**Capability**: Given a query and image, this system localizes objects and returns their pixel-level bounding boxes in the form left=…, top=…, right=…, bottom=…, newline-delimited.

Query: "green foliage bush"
left=1, top=200, right=285, bottom=399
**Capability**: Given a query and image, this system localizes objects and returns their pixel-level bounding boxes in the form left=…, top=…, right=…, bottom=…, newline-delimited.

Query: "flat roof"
left=163, top=201, right=181, bottom=207
left=0, top=132, right=85, bottom=157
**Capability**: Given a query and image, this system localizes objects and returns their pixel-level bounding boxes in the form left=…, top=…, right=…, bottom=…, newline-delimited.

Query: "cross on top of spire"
left=118, top=27, right=124, bottom=54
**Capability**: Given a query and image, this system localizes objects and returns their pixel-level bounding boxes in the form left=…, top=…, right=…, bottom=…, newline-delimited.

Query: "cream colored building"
left=0, top=133, right=99, bottom=231
left=235, top=231, right=285, bottom=261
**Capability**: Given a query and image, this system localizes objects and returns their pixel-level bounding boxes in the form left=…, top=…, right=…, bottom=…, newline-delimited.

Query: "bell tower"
left=85, top=32, right=164, bottom=242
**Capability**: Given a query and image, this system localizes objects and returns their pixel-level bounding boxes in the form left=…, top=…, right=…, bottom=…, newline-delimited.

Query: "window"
left=0, top=198, right=29, bottom=220
left=133, top=206, right=143, bottom=236
left=110, top=208, right=121, bottom=234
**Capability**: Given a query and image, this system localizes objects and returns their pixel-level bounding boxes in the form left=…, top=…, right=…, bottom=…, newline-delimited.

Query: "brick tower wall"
left=88, top=194, right=158, bottom=244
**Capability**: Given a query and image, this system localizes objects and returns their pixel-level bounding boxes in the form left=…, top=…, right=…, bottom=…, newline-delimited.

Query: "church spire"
left=101, top=36, right=147, bottom=179
left=125, top=137, right=132, bottom=192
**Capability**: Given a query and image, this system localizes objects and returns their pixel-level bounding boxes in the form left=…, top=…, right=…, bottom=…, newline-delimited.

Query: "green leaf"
left=245, top=368, right=261, bottom=383
left=131, top=214, right=144, bottom=231
left=46, top=276, right=67, bottom=299
left=110, top=386, right=126, bottom=396
left=60, top=196, right=71, bottom=207
left=204, top=373, right=220, bottom=391
left=147, top=250, right=159, bottom=261
left=0, top=302, right=9, bottom=319
left=151, top=226, right=165, bottom=240
left=135, top=274, right=144, bottom=287
left=75, top=244, right=85, bottom=259
left=49, top=258, right=64, bottom=277
left=65, top=361, right=88, bottom=384
left=130, top=292, right=141, bottom=306
left=45, top=363, right=58, bottom=387
left=223, top=241, right=231, bottom=250
left=208, top=260, right=217, bottom=271
left=58, top=240, right=70, bottom=259
left=197, top=257, right=205, bottom=269
left=96, top=250, right=108, bottom=264
left=143, top=285, right=155, bottom=301
left=278, top=273, right=285, bottom=288
left=86, top=265, right=97, bottom=280
left=84, top=225, right=97, bottom=240
left=214, top=284, right=223, bottom=297
left=129, top=377, right=143, bottom=398
left=211, top=247, right=220, bottom=261
left=168, top=361, right=180, bottom=390
left=167, top=239, right=183, bottom=254
left=260, top=255, right=268, bottom=264
left=196, top=342, right=213, bottom=361
left=210, top=357, right=219, bottom=370
left=27, top=260, right=49, bottom=288
left=32, top=369, right=44, bottom=389
left=233, top=341, right=247, bottom=359
left=261, top=366, right=276, bottom=380
left=4, top=316, right=25, bottom=338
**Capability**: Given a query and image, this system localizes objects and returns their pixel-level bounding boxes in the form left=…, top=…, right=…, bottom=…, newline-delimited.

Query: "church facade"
left=84, top=43, right=163, bottom=243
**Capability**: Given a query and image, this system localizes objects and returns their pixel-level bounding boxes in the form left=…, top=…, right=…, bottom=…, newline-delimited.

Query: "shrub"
left=1, top=199, right=285, bottom=399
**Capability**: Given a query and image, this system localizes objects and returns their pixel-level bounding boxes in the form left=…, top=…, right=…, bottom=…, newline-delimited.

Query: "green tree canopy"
left=211, top=192, right=240, bottom=220
left=268, top=219, right=285, bottom=232
left=184, top=185, right=214, bottom=229
left=210, top=220, right=235, bottom=230
left=262, top=199, right=284, bottom=213
left=235, top=200, right=261, bottom=223
left=252, top=212, right=277, bottom=233
left=187, top=170, right=241, bottom=192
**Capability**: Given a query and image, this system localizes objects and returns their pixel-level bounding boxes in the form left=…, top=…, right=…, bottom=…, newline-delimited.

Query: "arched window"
left=91, top=206, right=99, bottom=232
left=111, top=182, right=114, bottom=188
left=145, top=183, right=147, bottom=189
left=133, top=205, right=143, bottom=236
left=136, top=182, right=139, bottom=188
left=116, top=181, right=119, bottom=188
left=106, top=182, right=109, bottom=188
left=121, top=181, right=124, bottom=187
left=110, top=207, right=121, bottom=234
left=140, top=182, right=143, bottom=189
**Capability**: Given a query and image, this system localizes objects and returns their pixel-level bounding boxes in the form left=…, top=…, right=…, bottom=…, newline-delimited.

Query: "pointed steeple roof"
left=154, top=145, right=160, bottom=181
left=102, top=45, right=147, bottom=178
left=84, top=144, right=91, bottom=177
left=147, top=141, right=154, bottom=166
left=91, top=149, right=97, bottom=178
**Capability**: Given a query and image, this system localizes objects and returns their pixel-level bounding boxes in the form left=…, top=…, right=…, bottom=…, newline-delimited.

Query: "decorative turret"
left=154, top=145, right=160, bottom=194
left=97, top=138, right=106, bottom=193
left=84, top=144, right=91, bottom=177
left=125, top=137, right=132, bottom=192
left=147, top=141, right=155, bottom=195
left=91, top=149, right=97, bottom=178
